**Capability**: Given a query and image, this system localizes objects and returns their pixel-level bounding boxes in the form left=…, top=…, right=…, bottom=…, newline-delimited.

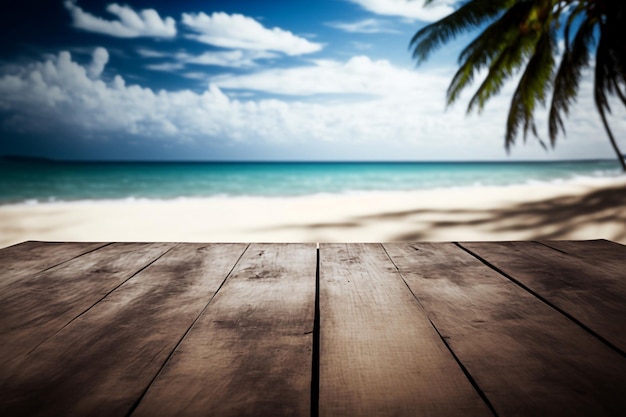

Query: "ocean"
left=0, top=159, right=623, bottom=204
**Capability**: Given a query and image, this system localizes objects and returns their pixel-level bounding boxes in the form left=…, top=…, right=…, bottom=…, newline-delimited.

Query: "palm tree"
left=410, top=0, right=626, bottom=170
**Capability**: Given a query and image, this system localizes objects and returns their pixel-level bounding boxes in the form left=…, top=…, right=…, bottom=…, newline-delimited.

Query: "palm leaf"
left=548, top=16, right=595, bottom=143
left=467, top=29, right=540, bottom=113
left=595, top=23, right=626, bottom=170
left=445, top=1, right=537, bottom=105
left=410, top=0, right=514, bottom=64
left=594, top=25, right=611, bottom=113
left=411, top=0, right=626, bottom=169
left=506, top=28, right=556, bottom=149
left=612, top=78, right=626, bottom=107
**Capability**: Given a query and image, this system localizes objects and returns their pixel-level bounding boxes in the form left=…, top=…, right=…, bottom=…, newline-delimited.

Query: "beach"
left=1, top=177, right=625, bottom=248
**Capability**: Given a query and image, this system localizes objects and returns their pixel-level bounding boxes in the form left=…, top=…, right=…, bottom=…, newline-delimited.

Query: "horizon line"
left=1, top=154, right=621, bottom=164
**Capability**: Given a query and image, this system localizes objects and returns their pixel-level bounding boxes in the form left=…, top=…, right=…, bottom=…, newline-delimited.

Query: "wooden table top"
left=0, top=240, right=625, bottom=417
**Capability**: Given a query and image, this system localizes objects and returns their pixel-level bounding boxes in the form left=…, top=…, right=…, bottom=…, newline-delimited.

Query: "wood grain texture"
left=0, top=243, right=248, bottom=417
left=384, top=242, right=626, bottom=417
left=0, top=242, right=174, bottom=370
left=319, top=243, right=491, bottom=417
left=460, top=240, right=626, bottom=353
left=0, top=241, right=107, bottom=289
left=131, top=243, right=317, bottom=417
left=1, top=240, right=625, bottom=417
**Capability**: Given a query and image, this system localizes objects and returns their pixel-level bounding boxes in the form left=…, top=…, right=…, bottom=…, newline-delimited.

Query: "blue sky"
left=0, top=0, right=624, bottom=161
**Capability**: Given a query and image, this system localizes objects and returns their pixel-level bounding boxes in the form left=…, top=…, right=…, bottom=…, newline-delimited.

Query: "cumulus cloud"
left=326, top=18, right=400, bottom=34
left=0, top=49, right=306, bottom=141
left=64, top=0, right=176, bottom=38
left=348, top=0, right=455, bottom=21
left=0, top=49, right=623, bottom=160
left=181, top=12, right=323, bottom=55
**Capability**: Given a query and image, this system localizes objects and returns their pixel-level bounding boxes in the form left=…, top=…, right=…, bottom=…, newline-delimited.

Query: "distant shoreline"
left=1, top=154, right=622, bottom=164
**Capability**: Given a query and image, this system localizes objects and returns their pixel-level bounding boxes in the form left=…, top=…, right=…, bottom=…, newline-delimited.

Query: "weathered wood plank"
left=0, top=243, right=248, bottom=417
left=0, top=241, right=107, bottom=289
left=541, top=239, right=626, bottom=266
left=384, top=242, right=626, bottom=417
left=0, top=242, right=175, bottom=370
left=319, top=243, right=492, bottom=417
left=460, top=240, right=626, bottom=353
left=131, top=243, right=317, bottom=417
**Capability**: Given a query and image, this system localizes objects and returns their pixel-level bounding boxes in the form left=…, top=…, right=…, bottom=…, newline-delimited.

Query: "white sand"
left=1, top=178, right=625, bottom=248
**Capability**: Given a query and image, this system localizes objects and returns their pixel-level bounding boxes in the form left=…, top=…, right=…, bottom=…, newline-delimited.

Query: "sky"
left=0, top=0, right=625, bottom=161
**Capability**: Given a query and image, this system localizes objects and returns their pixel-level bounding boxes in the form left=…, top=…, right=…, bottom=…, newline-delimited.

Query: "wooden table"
left=0, top=240, right=625, bottom=417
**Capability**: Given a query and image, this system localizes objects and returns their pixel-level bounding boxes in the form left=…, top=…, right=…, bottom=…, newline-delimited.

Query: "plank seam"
left=533, top=241, right=571, bottom=256
left=427, top=317, right=500, bottom=417
left=25, top=243, right=180, bottom=356
left=456, top=242, right=626, bottom=359
left=124, top=243, right=251, bottom=417
left=311, top=246, right=320, bottom=417
left=380, top=243, right=500, bottom=417
left=37, top=242, right=113, bottom=274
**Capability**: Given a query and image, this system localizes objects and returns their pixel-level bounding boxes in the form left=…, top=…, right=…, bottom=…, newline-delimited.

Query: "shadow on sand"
left=259, top=183, right=626, bottom=242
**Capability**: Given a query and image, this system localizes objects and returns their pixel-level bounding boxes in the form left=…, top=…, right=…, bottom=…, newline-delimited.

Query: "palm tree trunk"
left=598, top=106, right=626, bottom=171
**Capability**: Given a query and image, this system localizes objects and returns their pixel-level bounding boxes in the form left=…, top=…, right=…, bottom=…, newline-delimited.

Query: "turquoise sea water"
left=0, top=159, right=623, bottom=204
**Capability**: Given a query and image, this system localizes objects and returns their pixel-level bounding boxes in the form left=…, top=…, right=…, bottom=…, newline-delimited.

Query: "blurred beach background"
left=1, top=158, right=624, bottom=247
left=1, top=1, right=626, bottom=247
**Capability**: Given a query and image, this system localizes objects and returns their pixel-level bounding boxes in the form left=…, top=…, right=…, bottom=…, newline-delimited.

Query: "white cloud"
left=145, top=62, right=185, bottom=72
left=177, top=50, right=278, bottom=68
left=348, top=0, right=455, bottom=21
left=212, top=56, right=441, bottom=96
left=87, top=47, right=109, bottom=79
left=64, top=0, right=176, bottom=38
left=137, top=49, right=169, bottom=58
left=142, top=50, right=278, bottom=73
left=0, top=49, right=623, bottom=160
left=326, top=18, right=400, bottom=34
left=182, top=72, right=211, bottom=81
left=181, top=12, right=323, bottom=55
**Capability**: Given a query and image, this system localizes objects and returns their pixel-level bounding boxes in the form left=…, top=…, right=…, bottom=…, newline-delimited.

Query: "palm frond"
left=445, top=1, right=537, bottom=105
left=411, top=0, right=626, bottom=169
left=612, top=78, right=626, bottom=107
left=594, top=25, right=611, bottom=114
left=467, top=29, right=540, bottom=113
left=595, top=24, right=626, bottom=170
left=410, top=0, right=514, bottom=64
left=600, top=14, right=626, bottom=101
left=604, top=6, right=626, bottom=84
left=562, top=1, right=587, bottom=53
left=548, top=15, right=595, bottom=144
left=505, top=29, right=557, bottom=149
